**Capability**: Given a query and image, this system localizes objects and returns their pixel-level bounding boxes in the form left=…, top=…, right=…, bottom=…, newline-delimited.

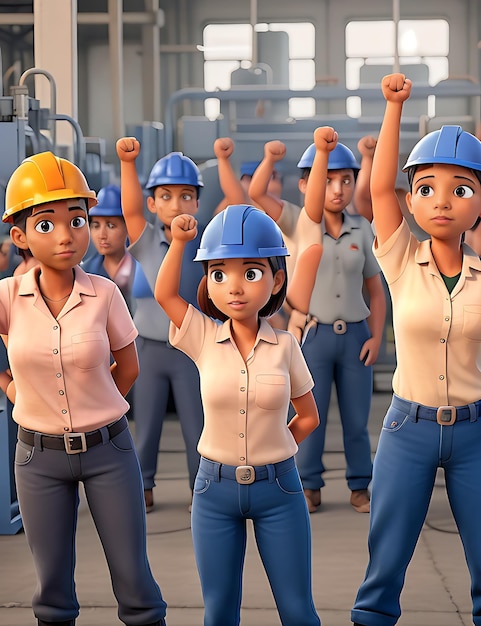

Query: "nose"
left=229, top=277, right=243, bottom=295
left=331, top=179, right=343, bottom=195
left=434, top=191, right=451, bottom=209
left=57, top=223, right=73, bottom=244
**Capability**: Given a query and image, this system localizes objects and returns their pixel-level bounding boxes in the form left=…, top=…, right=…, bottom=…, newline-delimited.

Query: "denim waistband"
left=199, top=456, right=296, bottom=484
left=392, top=394, right=481, bottom=423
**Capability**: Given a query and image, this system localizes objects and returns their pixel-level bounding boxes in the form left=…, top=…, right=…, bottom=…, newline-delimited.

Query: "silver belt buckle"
left=235, top=465, right=255, bottom=484
left=64, top=432, right=87, bottom=454
left=436, top=406, right=456, bottom=426
left=333, top=319, right=347, bottom=335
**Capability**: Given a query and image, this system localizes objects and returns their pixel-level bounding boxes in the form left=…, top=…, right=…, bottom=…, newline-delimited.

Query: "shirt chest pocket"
left=462, top=306, right=481, bottom=342
left=72, top=332, right=106, bottom=369
left=255, top=374, right=288, bottom=411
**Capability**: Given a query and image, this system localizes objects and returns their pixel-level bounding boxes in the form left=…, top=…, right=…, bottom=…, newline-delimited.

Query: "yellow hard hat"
left=3, top=151, right=98, bottom=223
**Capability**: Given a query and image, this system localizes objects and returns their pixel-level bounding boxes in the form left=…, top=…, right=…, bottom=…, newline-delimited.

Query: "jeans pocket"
left=15, top=440, right=34, bottom=465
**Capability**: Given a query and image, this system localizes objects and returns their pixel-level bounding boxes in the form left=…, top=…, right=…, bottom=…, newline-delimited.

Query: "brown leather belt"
left=18, top=416, right=128, bottom=454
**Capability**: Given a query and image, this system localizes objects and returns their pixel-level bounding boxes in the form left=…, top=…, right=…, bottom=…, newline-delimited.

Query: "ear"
left=271, top=269, right=286, bottom=295
left=10, top=226, right=29, bottom=250
left=404, top=191, right=414, bottom=215
left=146, top=196, right=157, bottom=215
left=298, top=178, right=307, bottom=195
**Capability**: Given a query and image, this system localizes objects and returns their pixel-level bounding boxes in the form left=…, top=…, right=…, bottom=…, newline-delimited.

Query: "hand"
left=214, top=137, right=234, bottom=160
left=381, top=73, right=412, bottom=103
left=313, top=126, right=338, bottom=153
left=358, top=135, right=377, bottom=158
left=264, top=140, right=286, bottom=162
left=359, top=337, right=381, bottom=366
left=116, top=137, right=140, bottom=162
left=171, top=214, right=198, bottom=242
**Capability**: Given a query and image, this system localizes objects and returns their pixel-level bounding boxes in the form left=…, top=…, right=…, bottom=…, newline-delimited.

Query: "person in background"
left=352, top=74, right=481, bottom=626
left=287, top=128, right=386, bottom=515
left=0, top=151, right=167, bottom=626
left=82, top=184, right=137, bottom=313
left=116, top=137, right=204, bottom=513
left=155, top=203, right=320, bottom=626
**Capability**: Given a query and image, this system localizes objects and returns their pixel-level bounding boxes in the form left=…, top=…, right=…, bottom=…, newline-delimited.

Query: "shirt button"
left=241, top=369, right=246, bottom=374
left=240, top=387, right=246, bottom=392
left=240, top=409, right=245, bottom=414
left=445, top=317, right=450, bottom=322
left=59, top=390, right=64, bottom=395
left=53, top=325, right=58, bottom=330
left=239, top=433, right=244, bottom=438
left=53, top=349, right=58, bottom=354
left=439, top=375, right=445, bottom=380
left=64, top=427, right=70, bottom=432
left=240, top=457, right=245, bottom=461
left=440, top=338, right=445, bottom=343
left=61, top=409, right=68, bottom=414
left=56, top=373, right=62, bottom=378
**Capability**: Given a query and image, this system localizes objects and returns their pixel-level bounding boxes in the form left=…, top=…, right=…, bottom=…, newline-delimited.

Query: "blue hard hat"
left=194, top=205, right=289, bottom=262
left=297, top=142, right=360, bottom=171
left=240, top=160, right=261, bottom=177
left=89, top=184, right=122, bottom=217
left=146, top=152, right=204, bottom=191
left=403, top=125, right=481, bottom=172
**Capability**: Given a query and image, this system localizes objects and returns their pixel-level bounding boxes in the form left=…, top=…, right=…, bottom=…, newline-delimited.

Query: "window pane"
left=289, top=59, right=315, bottom=90
left=346, top=22, right=395, bottom=57
left=269, top=22, right=315, bottom=58
left=203, top=24, right=252, bottom=61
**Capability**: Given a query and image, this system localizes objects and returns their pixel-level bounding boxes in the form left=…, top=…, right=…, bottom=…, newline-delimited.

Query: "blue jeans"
left=191, top=456, right=320, bottom=626
left=296, top=321, right=373, bottom=491
left=15, top=418, right=167, bottom=625
left=352, top=395, right=481, bottom=626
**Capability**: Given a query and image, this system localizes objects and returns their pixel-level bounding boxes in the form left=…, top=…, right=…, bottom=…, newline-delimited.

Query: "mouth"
left=228, top=300, right=246, bottom=308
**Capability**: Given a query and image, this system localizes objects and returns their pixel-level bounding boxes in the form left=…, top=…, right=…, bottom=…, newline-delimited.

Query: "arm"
left=116, top=137, right=147, bottom=244
left=213, top=137, right=248, bottom=215
left=288, top=390, right=319, bottom=444
left=154, top=214, right=196, bottom=329
left=248, top=140, right=286, bottom=221
left=360, top=273, right=386, bottom=366
left=353, top=135, right=377, bottom=222
left=286, top=244, right=323, bottom=342
left=110, top=341, right=139, bottom=396
left=371, top=74, right=412, bottom=245
left=304, top=126, right=338, bottom=223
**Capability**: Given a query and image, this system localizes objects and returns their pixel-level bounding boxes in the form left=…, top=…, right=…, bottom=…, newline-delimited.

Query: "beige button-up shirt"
left=375, top=219, right=481, bottom=407
left=0, top=266, right=137, bottom=434
left=170, top=305, right=314, bottom=466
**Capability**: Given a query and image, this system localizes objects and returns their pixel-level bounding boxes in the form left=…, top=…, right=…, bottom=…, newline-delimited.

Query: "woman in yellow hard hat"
left=1, top=151, right=167, bottom=626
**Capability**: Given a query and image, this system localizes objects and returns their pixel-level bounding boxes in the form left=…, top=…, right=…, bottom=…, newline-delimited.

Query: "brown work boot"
left=303, top=488, right=321, bottom=513
left=144, top=488, right=154, bottom=513
left=350, top=489, right=370, bottom=513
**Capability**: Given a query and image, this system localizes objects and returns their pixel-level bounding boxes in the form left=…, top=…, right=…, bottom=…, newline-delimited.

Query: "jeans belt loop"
left=33, top=431, right=43, bottom=451
left=469, top=403, right=478, bottom=423
left=266, top=464, right=276, bottom=483
left=213, top=461, right=221, bottom=482
left=99, top=424, right=110, bottom=445
left=333, top=319, right=347, bottom=335
left=408, top=402, right=419, bottom=423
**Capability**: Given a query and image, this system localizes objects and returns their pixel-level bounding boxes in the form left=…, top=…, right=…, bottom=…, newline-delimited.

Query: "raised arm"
left=371, top=74, right=412, bottom=245
left=213, top=137, right=248, bottom=215
left=353, top=135, right=377, bottom=222
left=116, top=137, right=147, bottom=244
left=154, top=214, right=197, bottom=329
left=249, top=140, right=285, bottom=221
left=304, top=126, right=338, bottom=223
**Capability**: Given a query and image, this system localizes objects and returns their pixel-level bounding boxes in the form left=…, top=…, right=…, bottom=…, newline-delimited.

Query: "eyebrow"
left=31, top=205, right=87, bottom=217
left=415, top=174, right=476, bottom=184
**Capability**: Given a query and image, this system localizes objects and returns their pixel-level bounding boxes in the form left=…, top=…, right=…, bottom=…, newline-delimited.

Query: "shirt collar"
left=19, top=265, right=97, bottom=318
left=415, top=239, right=481, bottom=277
left=321, top=210, right=360, bottom=236
left=216, top=316, right=279, bottom=346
